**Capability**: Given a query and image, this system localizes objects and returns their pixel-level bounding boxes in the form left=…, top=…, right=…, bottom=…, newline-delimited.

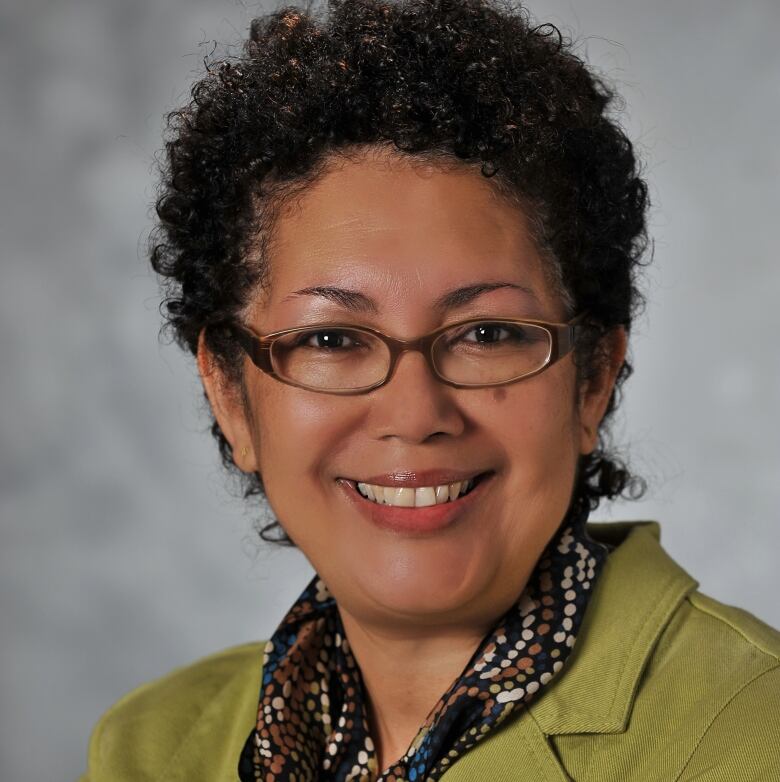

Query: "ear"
left=577, top=326, right=628, bottom=456
left=196, top=329, right=259, bottom=473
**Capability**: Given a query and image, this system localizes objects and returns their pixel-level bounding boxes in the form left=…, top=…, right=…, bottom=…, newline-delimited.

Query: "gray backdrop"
left=1, top=1, right=778, bottom=780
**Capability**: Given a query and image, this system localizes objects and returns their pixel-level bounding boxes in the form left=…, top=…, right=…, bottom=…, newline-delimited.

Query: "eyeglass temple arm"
left=228, top=325, right=274, bottom=373
left=551, top=314, right=586, bottom=362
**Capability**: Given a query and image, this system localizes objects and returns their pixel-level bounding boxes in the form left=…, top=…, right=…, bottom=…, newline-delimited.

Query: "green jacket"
left=79, top=522, right=780, bottom=781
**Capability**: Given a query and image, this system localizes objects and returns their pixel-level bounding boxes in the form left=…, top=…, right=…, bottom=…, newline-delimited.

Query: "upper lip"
left=342, top=469, right=491, bottom=488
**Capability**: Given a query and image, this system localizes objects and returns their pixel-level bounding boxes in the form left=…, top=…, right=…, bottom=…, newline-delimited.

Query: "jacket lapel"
left=529, top=521, right=698, bottom=735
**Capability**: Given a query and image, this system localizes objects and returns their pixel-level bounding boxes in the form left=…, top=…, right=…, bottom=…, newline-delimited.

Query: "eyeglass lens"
left=270, top=322, right=553, bottom=391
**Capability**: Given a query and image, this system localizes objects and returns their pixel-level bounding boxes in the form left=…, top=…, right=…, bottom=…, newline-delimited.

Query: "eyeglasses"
left=227, top=315, right=583, bottom=395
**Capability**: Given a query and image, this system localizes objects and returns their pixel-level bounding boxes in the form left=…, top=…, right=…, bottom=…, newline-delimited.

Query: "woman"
left=80, top=0, right=780, bottom=779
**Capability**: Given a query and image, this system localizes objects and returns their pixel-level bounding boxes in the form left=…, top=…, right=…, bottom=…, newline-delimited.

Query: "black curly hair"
left=150, top=0, right=649, bottom=544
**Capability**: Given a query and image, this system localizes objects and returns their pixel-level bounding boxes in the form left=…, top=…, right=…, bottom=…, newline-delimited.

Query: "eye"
left=295, top=329, right=363, bottom=350
left=461, top=323, right=517, bottom=344
left=453, top=322, right=531, bottom=345
left=441, top=321, right=549, bottom=355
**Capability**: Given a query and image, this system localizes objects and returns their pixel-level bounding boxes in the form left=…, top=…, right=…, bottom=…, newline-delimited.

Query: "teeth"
left=355, top=478, right=476, bottom=507
left=415, top=487, right=437, bottom=507
left=392, top=487, right=415, bottom=507
left=435, top=485, right=449, bottom=503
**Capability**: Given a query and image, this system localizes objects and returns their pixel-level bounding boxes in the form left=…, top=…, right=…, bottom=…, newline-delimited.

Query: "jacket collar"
left=528, top=521, right=698, bottom=735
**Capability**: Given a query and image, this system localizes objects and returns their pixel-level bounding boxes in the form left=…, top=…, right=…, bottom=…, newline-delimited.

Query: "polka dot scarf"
left=238, top=507, right=609, bottom=781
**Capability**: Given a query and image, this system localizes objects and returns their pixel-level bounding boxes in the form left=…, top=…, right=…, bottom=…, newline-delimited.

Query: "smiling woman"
left=79, top=0, right=780, bottom=780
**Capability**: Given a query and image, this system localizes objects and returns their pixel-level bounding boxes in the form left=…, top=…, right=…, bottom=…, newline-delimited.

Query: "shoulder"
left=650, top=578, right=780, bottom=684
left=649, top=564, right=780, bottom=707
left=621, top=528, right=780, bottom=777
left=684, top=589, right=780, bottom=657
left=81, top=642, right=265, bottom=782
left=669, top=590, right=780, bottom=779
left=629, top=577, right=780, bottom=780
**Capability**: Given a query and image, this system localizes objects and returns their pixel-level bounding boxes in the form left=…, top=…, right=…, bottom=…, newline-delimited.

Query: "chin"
left=343, top=537, right=501, bottom=624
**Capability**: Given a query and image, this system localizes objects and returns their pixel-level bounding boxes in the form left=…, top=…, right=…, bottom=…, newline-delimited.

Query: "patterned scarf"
left=238, top=507, right=609, bottom=781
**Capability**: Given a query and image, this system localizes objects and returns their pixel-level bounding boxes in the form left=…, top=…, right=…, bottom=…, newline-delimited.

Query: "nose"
left=368, top=348, right=466, bottom=443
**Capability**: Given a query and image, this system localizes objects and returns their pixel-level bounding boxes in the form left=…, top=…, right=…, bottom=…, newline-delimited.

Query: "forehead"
left=257, top=148, right=559, bottom=319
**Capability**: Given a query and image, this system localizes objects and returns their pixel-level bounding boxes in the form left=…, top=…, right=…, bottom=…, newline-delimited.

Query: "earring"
left=240, top=446, right=248, bottom=458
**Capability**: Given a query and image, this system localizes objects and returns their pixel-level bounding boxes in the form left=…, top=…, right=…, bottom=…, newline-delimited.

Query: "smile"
left=338, top=471, right=493, bottom=534
left=355, top=478, right=476, bottom=507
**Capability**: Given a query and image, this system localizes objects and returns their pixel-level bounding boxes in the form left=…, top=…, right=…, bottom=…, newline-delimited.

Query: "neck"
left=338, top=610, right=494, bottom=774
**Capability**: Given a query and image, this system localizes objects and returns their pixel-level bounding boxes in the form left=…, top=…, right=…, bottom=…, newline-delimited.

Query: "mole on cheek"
left=492, top=387, right=507, bottom=403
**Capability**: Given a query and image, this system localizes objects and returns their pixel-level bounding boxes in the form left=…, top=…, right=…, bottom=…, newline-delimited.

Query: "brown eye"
left=296, top=329, right=362, bottom=350
left=450, top=322, right=532, bottom=346
left=464, top=324, right=514, bottom=343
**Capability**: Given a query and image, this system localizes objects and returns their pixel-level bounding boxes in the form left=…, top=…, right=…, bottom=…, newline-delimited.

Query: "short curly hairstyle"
left=150, top=0, right=649, bottom=543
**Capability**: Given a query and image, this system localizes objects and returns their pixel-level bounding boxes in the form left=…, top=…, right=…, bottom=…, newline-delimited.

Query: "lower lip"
left=337, top=474, right=492, bottom=535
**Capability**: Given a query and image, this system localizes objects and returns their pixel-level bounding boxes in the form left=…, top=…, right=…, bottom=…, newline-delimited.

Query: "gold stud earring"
left=240, top=446, right=248, bottom=458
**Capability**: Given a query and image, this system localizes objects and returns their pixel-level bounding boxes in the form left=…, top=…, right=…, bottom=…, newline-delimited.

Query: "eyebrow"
left=283, top=282, right=539, bottom=314
left=436, top=282, right=539, bottom=311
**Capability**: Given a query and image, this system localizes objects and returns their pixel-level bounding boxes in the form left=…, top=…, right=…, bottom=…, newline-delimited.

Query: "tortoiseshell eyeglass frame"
left=225, top=314, right=585, bottom=396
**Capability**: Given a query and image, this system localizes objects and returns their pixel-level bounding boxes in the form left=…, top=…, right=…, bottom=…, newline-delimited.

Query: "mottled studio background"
left=1, top=0, right=779, bottom=779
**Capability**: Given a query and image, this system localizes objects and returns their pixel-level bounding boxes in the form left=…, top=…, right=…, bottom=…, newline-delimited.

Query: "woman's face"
left=203, top=148, right=621, bottom=633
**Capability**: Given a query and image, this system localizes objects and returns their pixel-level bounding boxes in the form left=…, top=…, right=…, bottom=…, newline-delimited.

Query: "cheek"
left=487, top=372, right=581, bottom=497
left=249, top=376, right=358, bottom=514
